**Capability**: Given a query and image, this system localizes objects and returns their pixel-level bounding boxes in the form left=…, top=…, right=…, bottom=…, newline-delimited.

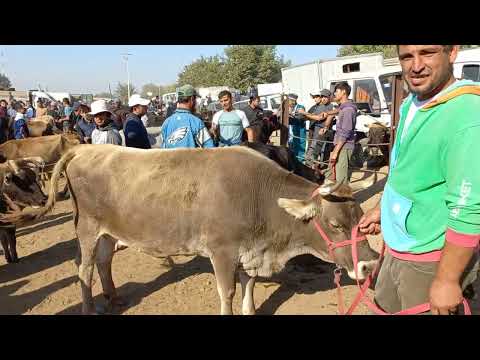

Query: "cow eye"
left=4, top=173, right=12, bottom=186
left=329, top=220, right=342, bottom=229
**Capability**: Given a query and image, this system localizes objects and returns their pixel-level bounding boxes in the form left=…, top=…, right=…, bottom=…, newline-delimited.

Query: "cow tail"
left=42, top=148, right=77, bottom=216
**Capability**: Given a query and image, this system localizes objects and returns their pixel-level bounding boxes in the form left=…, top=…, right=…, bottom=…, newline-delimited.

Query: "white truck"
left=281, top=48, right=480, bottom=134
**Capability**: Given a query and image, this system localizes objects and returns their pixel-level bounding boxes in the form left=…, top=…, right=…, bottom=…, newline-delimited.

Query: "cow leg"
left=239, top=270, right=256, bottom=315
left=0, top=231, right=12, bottom=263
left=210, top=253, right=237, bottom=315
left=8, top=228, right=18, bottom=263
left=76, top=229, right=98, bottom=314
left=96, top=236, right=126, bottom=312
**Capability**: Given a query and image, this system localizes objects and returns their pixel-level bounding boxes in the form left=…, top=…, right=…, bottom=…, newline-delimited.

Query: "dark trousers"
left=305, top=126, right=333, bottom=167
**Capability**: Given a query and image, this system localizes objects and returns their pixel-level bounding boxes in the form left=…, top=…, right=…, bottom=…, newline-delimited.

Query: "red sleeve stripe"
left=446, top=228, right=480, bottom=248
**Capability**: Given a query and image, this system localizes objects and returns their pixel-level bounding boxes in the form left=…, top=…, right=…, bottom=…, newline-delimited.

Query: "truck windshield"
left=379, top=72, right=408, bottom=109
left=379, top=74, right=394, bottom=107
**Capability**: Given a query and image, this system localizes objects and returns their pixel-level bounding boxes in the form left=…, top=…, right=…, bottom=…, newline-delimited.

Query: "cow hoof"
left=95, top=304, right=109, bottom=315
left=104, top=295, right=129, bottom=310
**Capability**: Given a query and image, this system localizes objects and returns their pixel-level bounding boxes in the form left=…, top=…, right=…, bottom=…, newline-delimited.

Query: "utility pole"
left=121, top=53, right=132, bottom=100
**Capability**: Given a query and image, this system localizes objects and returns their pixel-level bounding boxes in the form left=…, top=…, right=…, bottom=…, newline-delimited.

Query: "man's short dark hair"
left=218, top=90, right=232, bottom=100
left=334, top=82, right=351, bottom=97
left=14, top=103, right=24, bottom=111
left=249, top=96, right=260, bottom=104
left=396, top=45, right=454, bottom=54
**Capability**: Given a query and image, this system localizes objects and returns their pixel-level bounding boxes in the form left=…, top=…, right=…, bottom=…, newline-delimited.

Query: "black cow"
left=0, top=164, right=47, bottom=263
left=242, top=142, right=325, bottom=185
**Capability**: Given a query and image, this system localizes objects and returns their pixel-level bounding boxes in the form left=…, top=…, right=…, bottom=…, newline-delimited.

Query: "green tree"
left=114, top=82, right=137, bottom=103
left=141, top=83, right=161, bottom=98
left=338, top=45, right=398, bottom=58
left=223, top=45, right=290, bottom=92
left=0, top=73, right=12, bottom=90
left=177, top=55, right=226, bottom=87
left=177, top=46, right=291, bottom=92
left=159, top=83, right=177, bottom=96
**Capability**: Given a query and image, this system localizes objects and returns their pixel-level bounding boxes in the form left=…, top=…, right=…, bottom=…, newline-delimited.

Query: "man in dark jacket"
left=324, top=82, right=356, bottom=184
left=124, top=94, right=151, bottom=149
left=74, top=104, right=96, bottom=143
left=0, top=100, right=8, bottom=144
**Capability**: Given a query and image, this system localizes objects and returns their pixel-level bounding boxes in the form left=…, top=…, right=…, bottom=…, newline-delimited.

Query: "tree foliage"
left=0, top=73, right=12, bottom=90
left=114, top=82, right=137, bottom=103
left=178, top=56, right=226, bottom=88
left=177, top=46, right=291, bottom=93
left=141, top=83, right=178, bottom=98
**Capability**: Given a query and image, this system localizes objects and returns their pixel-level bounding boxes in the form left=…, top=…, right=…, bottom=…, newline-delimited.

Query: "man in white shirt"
left=211, top=90, right=254, bottom=146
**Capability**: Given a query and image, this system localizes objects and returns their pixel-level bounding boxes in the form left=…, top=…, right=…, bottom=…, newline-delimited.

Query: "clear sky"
left=0, top=45, right=340, bottom=94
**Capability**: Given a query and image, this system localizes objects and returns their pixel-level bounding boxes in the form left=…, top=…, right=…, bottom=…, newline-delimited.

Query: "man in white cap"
left=89, top=100, right=122, bottom=145
left=124, top=94, right=151, bottom=149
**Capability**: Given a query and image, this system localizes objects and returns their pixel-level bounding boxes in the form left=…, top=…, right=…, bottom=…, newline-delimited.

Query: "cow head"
left=1, top=159, right=47, bottom=210
left=277, top=180, right=379, bottom=280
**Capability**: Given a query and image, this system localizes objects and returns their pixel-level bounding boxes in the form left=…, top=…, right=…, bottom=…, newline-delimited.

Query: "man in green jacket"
left=359, top=45, right=480, bottom=315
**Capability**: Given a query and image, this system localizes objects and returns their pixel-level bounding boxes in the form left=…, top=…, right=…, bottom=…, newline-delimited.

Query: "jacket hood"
left=422, top=80, right=480, bottom=110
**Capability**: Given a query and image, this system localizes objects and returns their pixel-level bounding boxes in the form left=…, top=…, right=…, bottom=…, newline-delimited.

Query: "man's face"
left=321, top=96, right=330, bottom=105
left=0, top=101, right=6, bottom=108
left=79, top=107, right=89, bottom=118
left=219, top=95, right=232, bottom=111
left=333, top=88, right=345, bottom=102
left=94, top=112, right=109, bottom=127
left=398, top=45, right=458, bottom=100
left=313, top=95, right=321, bottom=105
left=135, top=105, right=148, bottom=116
left=288, top=99, right=296, bottom=108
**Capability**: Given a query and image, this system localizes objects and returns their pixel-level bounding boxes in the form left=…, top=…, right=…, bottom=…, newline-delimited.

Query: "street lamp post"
left=121, top=53, right=132, bottom=101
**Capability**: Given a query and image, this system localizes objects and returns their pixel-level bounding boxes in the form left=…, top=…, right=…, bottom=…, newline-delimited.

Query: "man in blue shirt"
left=13, top=103, right=29, bottom=139
left=124, top=94, right=151, bottom=149
left=160, top=85, right=214, bottom=149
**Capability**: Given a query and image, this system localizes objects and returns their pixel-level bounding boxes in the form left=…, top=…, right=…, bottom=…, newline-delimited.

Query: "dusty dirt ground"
left=1, top=168, right=479, bottom=315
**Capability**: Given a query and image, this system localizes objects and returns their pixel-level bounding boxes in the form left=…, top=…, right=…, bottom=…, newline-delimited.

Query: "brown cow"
left=27, top=115, right=55, bottom=137
left=7, top=145, right=378, bottom=315
left=0, top=134, right=81, bottom=195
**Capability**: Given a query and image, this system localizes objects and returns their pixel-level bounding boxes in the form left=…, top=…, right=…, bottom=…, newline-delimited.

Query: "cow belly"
left=107, top=229, right=212, bottom=259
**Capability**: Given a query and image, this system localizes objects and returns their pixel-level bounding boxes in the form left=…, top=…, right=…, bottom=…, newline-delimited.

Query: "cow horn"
left=316, top=180, right=342, bottom=196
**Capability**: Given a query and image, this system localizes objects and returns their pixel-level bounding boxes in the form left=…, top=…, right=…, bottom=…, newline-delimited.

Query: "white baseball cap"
left=89, top=100, right=112, bottom=116
left=128, top=94, right=150, bottom=107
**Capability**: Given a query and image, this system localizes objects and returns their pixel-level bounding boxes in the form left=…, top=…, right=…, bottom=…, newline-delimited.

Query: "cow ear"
left=277, top=198, right=320, bottom=221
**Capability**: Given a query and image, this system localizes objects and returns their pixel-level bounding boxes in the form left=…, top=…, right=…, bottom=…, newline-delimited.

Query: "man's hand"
left=319, top=128, right=327, bottom=136
left=329, top=150, right=338, bottom=164
left=297, top=108, right=306, bottom=115
left=429, top=278, right=463, bottom=315
left=358, top=206, right=381, bottom=235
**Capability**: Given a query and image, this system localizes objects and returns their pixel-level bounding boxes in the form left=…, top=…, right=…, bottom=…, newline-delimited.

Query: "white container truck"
left=281, top=48, right=480, bottom=134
